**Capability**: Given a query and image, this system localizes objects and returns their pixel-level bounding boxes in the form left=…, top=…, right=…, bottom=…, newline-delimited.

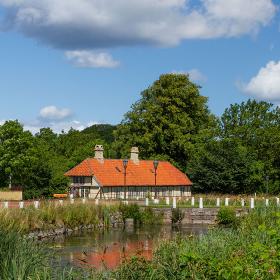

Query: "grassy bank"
left=0, top=204, right=279, bottom=279
left=98, top=206, right=280, bottom=279
left=0, top=202, right=162, bottom=234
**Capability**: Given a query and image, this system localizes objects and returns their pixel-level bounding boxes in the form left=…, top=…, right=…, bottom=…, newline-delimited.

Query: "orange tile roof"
left=64, top=159, right=192, bottom=187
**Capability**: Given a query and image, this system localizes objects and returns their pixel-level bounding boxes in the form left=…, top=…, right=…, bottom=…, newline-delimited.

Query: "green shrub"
left=171, top=208, right=184, bottom=224
left=217, top=207, right=237, bottom=226
left=119, top=203, right=142, bottom=224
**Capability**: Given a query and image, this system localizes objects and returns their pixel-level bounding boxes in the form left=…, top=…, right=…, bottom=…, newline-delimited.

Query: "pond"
left=47, top=224, right=208, bottom=270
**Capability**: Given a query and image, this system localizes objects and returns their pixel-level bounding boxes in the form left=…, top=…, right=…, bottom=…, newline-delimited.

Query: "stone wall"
left=152, top=207, right=248, bottom=225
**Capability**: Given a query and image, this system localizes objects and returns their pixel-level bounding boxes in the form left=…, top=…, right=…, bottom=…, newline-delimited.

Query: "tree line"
left=0, top=74, right=279, bottom=197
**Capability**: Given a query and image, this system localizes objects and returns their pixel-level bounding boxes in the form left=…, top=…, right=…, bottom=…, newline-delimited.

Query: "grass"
left=0, top=201, right=163, bottom=234
left=95, top=206, right=280, bottom=279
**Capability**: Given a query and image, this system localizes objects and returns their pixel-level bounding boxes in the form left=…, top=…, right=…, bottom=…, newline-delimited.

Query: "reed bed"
left=0, top=202, right=119, bottom=234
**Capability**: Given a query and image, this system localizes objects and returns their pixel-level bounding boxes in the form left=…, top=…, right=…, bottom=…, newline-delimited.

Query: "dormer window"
left=73, top=176, right=85, bottom=184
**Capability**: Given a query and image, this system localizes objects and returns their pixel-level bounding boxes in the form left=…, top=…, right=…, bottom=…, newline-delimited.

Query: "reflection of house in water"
left=65, top=145, right=192, bottom=199
left=74, top=239, right=153, bottom=270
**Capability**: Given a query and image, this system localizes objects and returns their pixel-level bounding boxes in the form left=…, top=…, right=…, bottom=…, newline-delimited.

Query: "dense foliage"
left=0, top=123, right=116, bottom=198
left=0, top=74, right=280, bottom=196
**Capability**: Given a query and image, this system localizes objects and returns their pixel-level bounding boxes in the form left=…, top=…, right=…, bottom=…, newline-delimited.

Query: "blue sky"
left=0, top=0, right=280, bottom=133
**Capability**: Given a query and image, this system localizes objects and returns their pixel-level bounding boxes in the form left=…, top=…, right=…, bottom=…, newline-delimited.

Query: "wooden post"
left=166, top=197, right=170, bottom=205
left=265, top=198, right=269, bottom=206
left=199, top=197, right=203, bottom=209
left=34, top=201, right=39, bottom=209
left=191, top=197, right=195, bottom=207
left=172, top=197, right=176, bottom=208
left=225, top=197, right=229, bottom=206
left=250, top=198, right=254, bottom=209
left=216, top=198, right=220, bottom=207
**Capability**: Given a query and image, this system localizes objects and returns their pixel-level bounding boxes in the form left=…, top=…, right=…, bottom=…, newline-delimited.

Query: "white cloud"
left=65, top=50, right=119, bottom=68
left=242, top=61, right=280, bottom=103
left=187, top=69, right=207, bottom=82
left=172, top=69, right=207, bottom=82
left=0, top=0, right=276, bottom=50
left=39, top=105, right=72, bottom=121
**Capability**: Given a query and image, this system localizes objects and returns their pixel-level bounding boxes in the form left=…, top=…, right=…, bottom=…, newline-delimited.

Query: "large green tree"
left=0, top=121, right=52, bottom=197
left=114, top=74, right=216, bottom=170
left=189, top=100, right=280, bottom=193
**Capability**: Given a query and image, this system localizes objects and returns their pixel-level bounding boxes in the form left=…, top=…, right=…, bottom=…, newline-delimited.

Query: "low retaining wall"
left=152, top=207, right=248, bottom=225
left=0, top=191, right=22, bottom=201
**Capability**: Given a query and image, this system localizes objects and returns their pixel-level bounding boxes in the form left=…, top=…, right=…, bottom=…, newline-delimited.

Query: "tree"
left=114, top=74, right=216, bottom=170
left=219, top=100, right=280, bottom=193
left=188, top=139, right=264, bottom=193
left=0, top=121, right=53, bottom=197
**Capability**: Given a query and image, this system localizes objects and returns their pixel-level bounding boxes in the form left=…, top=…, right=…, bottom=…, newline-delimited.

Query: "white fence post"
left=19, top=201, right=24, bottom=209
left=216, top=198, right=220, bottom=207
left=250, top=198, right=254, bottom=209
left=241, top=199, right=245, bottom=207
left=59, top=200, right=63, bottom=206
left=225, top=197, right=229, bottom=206
left=172, top=197, right=177, bottom=208
left=276, top=197, right=280, bottom=206
left=82, top=198, right=86, bottom=204
left=95, top=199, right=99, bottom=205
left=3, top=201, right=8, bottom=209
left=199, top=197, right=203, bottom=209
left=191, top=197, right=195, bottom=207
left=166, top=197, right=170, bottom=205
left=70, top=199, right=74, bottom=204
left=265, top=198, right=269, bottom=207
left=145, top=198, right=149, bottom=206
left=34, top=201, right=39, bottom=209
left=154, top=199, right=159, bottom=204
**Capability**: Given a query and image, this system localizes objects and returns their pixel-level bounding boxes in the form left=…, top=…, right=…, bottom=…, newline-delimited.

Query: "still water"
left=47, top=225, right=208, bottom=270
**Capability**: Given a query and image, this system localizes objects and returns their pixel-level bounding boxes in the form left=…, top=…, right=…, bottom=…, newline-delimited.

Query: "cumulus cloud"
left=22, top=106, right=100, bottom=134
left=65, top=50, right=119, bottom=68
left=242, top=61, right=280, bottom=103
left=172, top=69, right=207, bottom=82
left=0, top=0, right=276, bottom=50
left=39, top=105, right=72, bottom=121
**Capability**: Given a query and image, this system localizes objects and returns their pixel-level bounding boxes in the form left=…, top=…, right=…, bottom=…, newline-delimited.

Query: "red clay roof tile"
left=65, top=159, right=192, bottom=187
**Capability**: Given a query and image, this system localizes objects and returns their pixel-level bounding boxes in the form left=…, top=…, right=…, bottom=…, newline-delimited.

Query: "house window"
left=180, top=186, right=185, bottom=196
left=73, top=176, right=85, bottom=184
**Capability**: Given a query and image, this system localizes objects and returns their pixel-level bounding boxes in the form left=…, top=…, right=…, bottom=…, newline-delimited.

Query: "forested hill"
left=81, top=124, right=116, bottom=143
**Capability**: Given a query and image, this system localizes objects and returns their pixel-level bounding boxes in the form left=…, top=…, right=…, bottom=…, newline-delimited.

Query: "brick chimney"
left=130, top=147, right=139, bottom=164
left=94, top=145, right=104, bottom=160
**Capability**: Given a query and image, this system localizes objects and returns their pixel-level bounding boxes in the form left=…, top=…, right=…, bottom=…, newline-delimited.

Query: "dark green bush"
left=119, top=203, right=142, bottom=224
left=217, top=207, right=237, bottom=226
left=171, top=208, right=184, bottom=224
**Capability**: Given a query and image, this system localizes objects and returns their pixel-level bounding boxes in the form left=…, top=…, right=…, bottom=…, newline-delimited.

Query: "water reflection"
left=48, top=224, right=208, bottom=270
